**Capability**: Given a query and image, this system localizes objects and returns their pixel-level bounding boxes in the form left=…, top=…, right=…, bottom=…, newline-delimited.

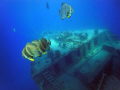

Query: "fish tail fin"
left=59, top=9, right=61, bottom=15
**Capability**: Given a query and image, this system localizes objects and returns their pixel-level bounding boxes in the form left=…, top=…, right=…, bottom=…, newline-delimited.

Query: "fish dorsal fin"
left=32, top=39, right=39, bottom=46
left=62, top=2, right=66, bottom=6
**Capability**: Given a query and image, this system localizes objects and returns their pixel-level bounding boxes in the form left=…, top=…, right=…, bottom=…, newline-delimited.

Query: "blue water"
left=0, top=0, right=120, bottom=90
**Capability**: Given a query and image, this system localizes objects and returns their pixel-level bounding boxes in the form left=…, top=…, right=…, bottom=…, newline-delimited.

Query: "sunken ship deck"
left=31, top=29, right=120, bottom=90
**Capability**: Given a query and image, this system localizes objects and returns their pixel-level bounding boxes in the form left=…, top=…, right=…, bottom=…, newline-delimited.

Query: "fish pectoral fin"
left=43, top=52, right=47, bottom=54
left=67, top=15, right=71, bottom=18
left=29, top=58, right=34, bottom=61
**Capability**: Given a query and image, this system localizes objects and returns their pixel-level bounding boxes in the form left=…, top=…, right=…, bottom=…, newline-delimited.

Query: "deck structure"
left=31, top=29, right=120, bottom=90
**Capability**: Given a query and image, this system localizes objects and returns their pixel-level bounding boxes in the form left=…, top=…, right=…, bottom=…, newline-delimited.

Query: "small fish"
left=22, top=38, right=51, bottom=61
left=22, top=42, right=41, bottom=61
left=13, top=28, right=16, bottom=32
left=46, top=2, right=49, bottom=9
left=59, top=3, right=74, bottom=20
